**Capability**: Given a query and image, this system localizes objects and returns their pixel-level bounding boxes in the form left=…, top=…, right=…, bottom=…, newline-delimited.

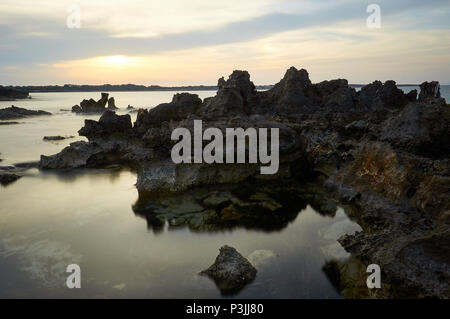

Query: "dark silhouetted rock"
left=0, top=87, right=29, bottom=100
left=357, top=80, right=410, bottom=110
left=71, top=105, right=82, bottom=113
left=107, top=97, right=118, bottom=110
left=418, top=81, right=441, bottom=101
left=72, top=93, right=109, bottom=113
left=200, top=245, right=257, bottom=295
left=0, top=106, right=51, bottom=120
left=79, top=110, right=132, bottom=138
left=315, top=79, right=357, bottom=112
left=135, top=93, right=202, bottom=131
left=43, top=135, right=75, bottom=141
left=197, top=70, right=258, bottom=118
left=0, top=173, right=21, bottom=186
left=0, top=121, right=20, bottom=125
left=259, top=67, right=311, bottom=115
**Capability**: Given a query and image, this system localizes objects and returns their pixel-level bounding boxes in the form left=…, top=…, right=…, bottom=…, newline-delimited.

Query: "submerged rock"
left=200, top=245, right=257, bottom=295
left=43, top=135, right=75, bottom=141
left=247, top=249, right=276, bottom=267
left=0, top=106, right=51, bottom=120
left=0, top=121, right=20, bottom=125
left=0, top=173, right=21, bottom=186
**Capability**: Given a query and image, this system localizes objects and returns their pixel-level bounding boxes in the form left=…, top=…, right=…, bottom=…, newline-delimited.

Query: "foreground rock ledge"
left=200, top=245, right=257, bottom=295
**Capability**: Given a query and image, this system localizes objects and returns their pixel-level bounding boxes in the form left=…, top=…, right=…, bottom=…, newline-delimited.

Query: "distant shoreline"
left=1, top=83, right=437, bottom=94
left=1, top=85, right=272, bottom=93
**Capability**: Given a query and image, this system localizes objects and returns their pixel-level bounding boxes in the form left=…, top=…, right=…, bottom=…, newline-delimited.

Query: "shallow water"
left=0, top=168, right=362, bottom=298
left=0, top=91, right=215, bottom=166
left=1, top=90, right=366, bottom=298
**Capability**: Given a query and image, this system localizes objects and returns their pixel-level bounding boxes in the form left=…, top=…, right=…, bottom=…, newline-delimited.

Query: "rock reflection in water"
left=132, top=179, right=339, bottom=234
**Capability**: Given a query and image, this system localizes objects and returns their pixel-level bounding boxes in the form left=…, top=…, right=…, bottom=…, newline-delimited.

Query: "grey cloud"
left=0, top=0, right=449, bottom=66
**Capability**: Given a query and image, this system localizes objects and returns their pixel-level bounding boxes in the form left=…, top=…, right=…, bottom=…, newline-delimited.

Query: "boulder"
left=200, top=245, right=257, bottom=295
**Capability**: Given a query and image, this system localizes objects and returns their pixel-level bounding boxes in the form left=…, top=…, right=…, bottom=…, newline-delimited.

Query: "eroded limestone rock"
left=200, top=245, right=257, bottom=295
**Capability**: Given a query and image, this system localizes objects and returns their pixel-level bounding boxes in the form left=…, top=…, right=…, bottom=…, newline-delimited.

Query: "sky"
left=0, top=0, right=449, bottom=85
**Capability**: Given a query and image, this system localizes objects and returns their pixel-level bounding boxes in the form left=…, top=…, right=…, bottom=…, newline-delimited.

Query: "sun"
left=101, top=55, right=134, bottom=67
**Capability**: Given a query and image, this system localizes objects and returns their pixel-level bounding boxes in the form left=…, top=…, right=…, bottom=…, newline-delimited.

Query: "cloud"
left=0, top=0, right=449, bottom=84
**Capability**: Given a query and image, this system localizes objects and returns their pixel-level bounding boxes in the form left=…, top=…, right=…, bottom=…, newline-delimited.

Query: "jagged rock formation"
left=419, top=81, right=441, bottom=101
left=72, top=93, right=111, bottom=113
left=39, top=67, right=450, bottom=298
left=107, top=97, right=118, bottom=110
left=200, top=245, right=257, bottom=295
left=0, top=106, right=51, bottom=120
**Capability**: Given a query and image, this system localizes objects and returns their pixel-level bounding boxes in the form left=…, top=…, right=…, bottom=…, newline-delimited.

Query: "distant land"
left=1, top=84, right=273, bottom=93
left=1, top=82, right=444, bottom=100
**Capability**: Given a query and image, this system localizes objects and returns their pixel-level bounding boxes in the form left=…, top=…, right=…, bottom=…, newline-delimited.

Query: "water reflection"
left=132, top=180, right=340, bottom=234
left=0, top=168, right=363, bottom=298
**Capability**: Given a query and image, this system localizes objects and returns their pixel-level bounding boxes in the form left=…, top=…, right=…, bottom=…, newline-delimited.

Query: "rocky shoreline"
left=38, top=67, right=449, bottom=298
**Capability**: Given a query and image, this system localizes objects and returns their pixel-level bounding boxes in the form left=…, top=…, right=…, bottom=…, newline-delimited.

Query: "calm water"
left=2, top=88, right=422, bottom=298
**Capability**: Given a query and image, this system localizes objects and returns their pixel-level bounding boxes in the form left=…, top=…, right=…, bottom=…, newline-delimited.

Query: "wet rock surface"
left=200, top=245, right=257, bottom=295
left=39, top=66, right=450, bottom=298
left=0, top=106, right=51, bottom=120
